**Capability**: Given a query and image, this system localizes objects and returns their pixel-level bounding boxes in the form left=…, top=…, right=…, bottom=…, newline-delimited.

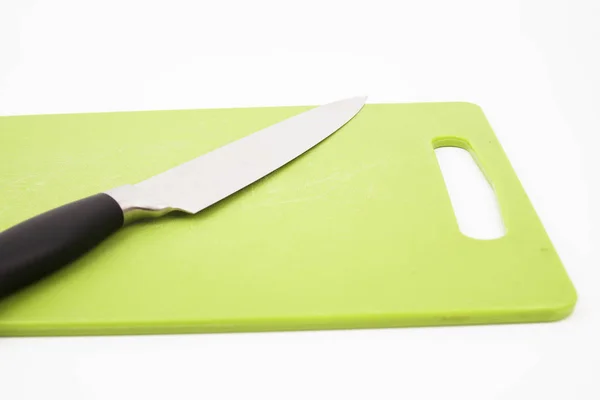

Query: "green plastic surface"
left=0, top=102, right=577, bottom=336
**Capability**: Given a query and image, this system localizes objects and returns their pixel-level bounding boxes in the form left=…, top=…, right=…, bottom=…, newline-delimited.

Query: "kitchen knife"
left=0, top=97, right=366, bottom=299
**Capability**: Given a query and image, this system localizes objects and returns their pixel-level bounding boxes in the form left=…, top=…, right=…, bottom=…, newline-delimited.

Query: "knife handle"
left=0, top=193, right=124, bottom=299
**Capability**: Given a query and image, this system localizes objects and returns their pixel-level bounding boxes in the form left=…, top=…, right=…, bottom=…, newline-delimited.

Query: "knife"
left=0, top=97, right=366, bottom=299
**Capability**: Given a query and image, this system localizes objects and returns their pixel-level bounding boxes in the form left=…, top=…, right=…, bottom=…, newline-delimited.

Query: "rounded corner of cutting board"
left=450, top=101, right=484, bottom=111
left=546, top=288, right=578, bottom=322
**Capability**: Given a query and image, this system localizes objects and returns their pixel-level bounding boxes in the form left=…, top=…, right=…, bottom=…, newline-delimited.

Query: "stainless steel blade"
left=106, top=97, right=366, bottom=221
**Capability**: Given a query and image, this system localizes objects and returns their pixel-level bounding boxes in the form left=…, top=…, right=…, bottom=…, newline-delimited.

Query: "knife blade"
left=0, top=97, right=366, bottom=299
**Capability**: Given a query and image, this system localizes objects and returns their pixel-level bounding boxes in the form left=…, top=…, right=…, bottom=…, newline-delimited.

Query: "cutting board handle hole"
left=433, top=142, right=505, bottom=240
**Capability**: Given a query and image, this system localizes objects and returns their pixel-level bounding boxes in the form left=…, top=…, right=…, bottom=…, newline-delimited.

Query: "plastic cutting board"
left=0, top=102, right=577, bottom=336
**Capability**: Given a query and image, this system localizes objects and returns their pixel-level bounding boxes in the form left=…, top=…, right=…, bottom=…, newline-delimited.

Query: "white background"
left=0, top=0, right=598, bottom=399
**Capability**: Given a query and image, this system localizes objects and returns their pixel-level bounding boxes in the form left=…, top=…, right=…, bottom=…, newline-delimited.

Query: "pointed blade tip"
left=322, top=95, right=367, bottom=120
left=332, top=95, right=368, bottom=107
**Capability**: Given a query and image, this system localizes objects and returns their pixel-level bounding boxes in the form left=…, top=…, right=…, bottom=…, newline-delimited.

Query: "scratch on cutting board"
left=367, top=183, right=376, bottom=200
left=1, top=173, right=38, bottom=186
left=304, top=160, right=386, bottom=188
left=3, top=176, right=46, bottom=193
left=242, top=160, right=389, bottom=209
left=347, top=159, right=388, bottom=176
left=304, top=172, right=343, bottom=187
left=270, top=195, right=327, bottom=205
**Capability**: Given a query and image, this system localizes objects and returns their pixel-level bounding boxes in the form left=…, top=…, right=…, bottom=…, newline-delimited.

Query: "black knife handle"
left=0, top=193, right=124, bottom=299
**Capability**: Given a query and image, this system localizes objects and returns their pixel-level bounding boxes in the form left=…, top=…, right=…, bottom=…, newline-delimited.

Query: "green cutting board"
left=0, top=102, right=576, bottom=336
